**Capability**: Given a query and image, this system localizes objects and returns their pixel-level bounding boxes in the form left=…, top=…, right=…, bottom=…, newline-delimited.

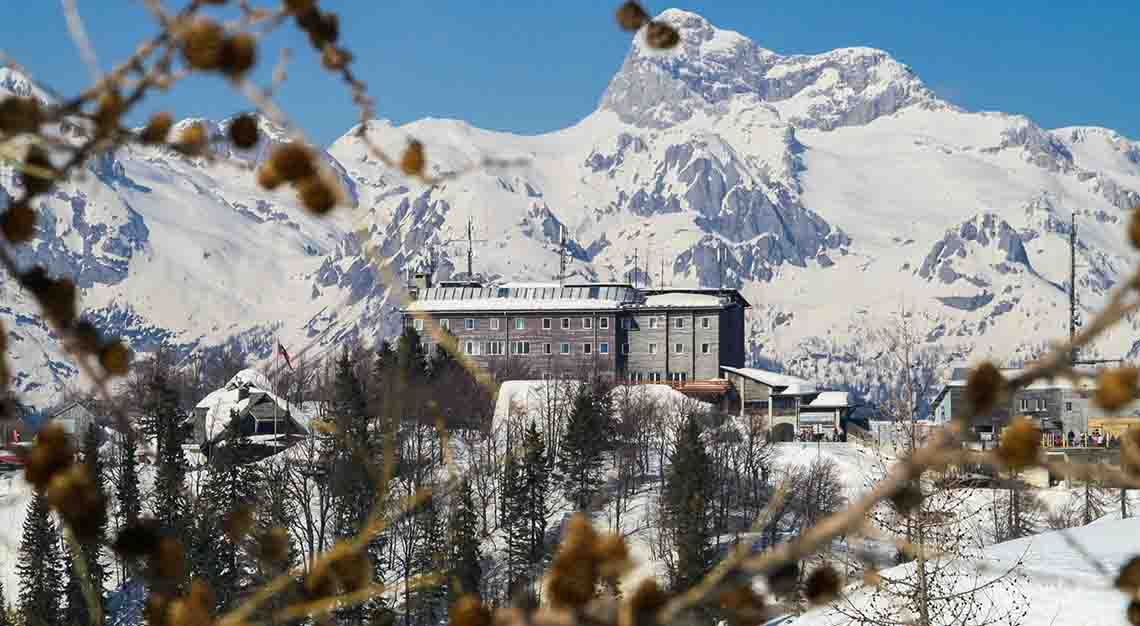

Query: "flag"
left=278, top=342, right=294, bottom=371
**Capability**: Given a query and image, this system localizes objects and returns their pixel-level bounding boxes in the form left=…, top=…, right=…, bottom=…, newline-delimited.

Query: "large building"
left=401, top=277, right=749, bottom=382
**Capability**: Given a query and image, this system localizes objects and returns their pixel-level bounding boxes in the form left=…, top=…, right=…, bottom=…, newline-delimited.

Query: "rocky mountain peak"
left=600, top=8, right=949, bottom=130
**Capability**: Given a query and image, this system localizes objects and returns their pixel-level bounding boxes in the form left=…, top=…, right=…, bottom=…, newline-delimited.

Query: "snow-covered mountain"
left=4, top=9, right=1140, bottom=408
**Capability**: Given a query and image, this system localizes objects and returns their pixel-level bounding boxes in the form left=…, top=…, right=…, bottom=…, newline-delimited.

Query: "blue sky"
left=2, top=1, right=1137, bottom=145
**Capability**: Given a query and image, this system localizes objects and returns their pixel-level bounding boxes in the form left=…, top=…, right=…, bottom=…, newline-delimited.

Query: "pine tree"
left=191, top=431, right=266, bottom=612
left=62, top=424, right=108, bottom=626
left=18, top=494, right=63, bottom=626
left=0, top=578, right=10, bottom=626
left=557, top=384, right=608, bottom=511
left=410, top=499, right=448, bottom=626
left=504, top=421, right=550, bottom=598
left=521, top=422, right=550, bottom=577
left=150, top=373, right=190, bottom=540
left=447, top=480, right=482, bottom=602
left=663, top=415, right=713, bottom=593
left=115, top=425, right=141, bottom=530
left=327, top=348, right=386, bottom=624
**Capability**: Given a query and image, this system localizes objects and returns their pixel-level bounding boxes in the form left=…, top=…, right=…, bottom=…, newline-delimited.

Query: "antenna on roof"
left=717, top=245, right=724, bottom=290
left=558, top=224, right=567, bottom=286
left=463, top=217, right=487, bottom=280
left=632, top=248, right=639, bottom=288
left=1069, top=213, right=1079, bottom=364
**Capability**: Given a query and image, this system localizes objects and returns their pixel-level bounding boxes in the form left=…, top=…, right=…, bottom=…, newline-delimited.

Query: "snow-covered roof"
left=943, top=367, right=1098, bottom=391
left=193, top=369, right=311, bottom=441
left=721, top=366, right=812, bottom=390
left=641, top=292, right=725, bottom=308
left=807, top=391, right=852, bottom=407
left=406, top=297, right=625, bottom=312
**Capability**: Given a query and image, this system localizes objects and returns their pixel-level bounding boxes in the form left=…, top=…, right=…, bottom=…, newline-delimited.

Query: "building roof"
left=642, top=287, right=752, bottom=308
left=194, top=369, right=314, bottom=442
left=642, top=292, right=725, bottom=308
left=403, top=282, right=748, bottom=314
left=721, top=366, right=814, bottom=391
left=806, top=391, right=852, bottom=408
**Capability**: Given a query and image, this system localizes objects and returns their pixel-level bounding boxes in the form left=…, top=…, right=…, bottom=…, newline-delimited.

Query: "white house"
left=192, top=369, right=315, bottom=453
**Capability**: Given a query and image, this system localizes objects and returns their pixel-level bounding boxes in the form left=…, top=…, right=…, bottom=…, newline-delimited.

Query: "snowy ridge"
left=3, top=8, right=1140, bottom=407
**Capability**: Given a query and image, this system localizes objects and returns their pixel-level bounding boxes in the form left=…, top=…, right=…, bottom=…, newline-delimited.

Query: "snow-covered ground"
left=798, top=514, right=1140, bottom=626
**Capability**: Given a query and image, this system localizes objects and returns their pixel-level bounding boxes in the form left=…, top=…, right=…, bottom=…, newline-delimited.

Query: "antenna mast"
left=632, top=249, right=638, bottom=287
left=558, top=225, right=567, bottom=285
left=467, top=218, right=474, bottom=279
left=717, top=245, right=724, bottom=290
left=1070, top=214, right=1078, bottom=364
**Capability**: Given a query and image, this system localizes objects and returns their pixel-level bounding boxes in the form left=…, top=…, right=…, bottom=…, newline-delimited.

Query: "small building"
left=720, top=366, right=855, bottom=441
left=930, top=365, right=1128, bottom=444
left=192, top=369, right=314, bottom=462
left=43, top=401, right=98, bottom=440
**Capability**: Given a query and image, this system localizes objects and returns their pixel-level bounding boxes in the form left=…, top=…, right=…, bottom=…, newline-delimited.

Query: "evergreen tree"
left=115, top=426, right=141, bottom=530
left=327, top=349, right=386, bottom=624
left=521, top=422, right=550, bottom=576
left=191, top=431, right=265, bottom=612
left=447, top=480, right=482, bottom=602
left=504, top=421, right=550, bottom=597
left=0, top=578, right=10, bottom=626
left=62, top=424, right=109, bottom=626
left=18, top=494, right=63, bottom=626
left=663, top=416, right=713, bottom=593
left=150, top=373, right=190, bottom=540
left=410, top=499, right=448, bottom=626
left=557, top=384, right=609, bottom=511
left=501, top=450, right=527, bottom=589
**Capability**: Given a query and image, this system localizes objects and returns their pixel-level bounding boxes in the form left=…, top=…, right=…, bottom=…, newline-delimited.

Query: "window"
left=675, top=318, right=685, bottom=329
left=674, top=343, right=684, bottom=354
left=1019, top=398, right=1029, bottom=411
left=701, top=317, right=711, bottom=329
left=464, top=341, right=477, bottom=355
left=621, top=343, right=630, bottom=355
left=440, top=319, right=450, bottom=331
left=583, top=318, right=593, bottom=330
left=490, top=318, right=500, bottom=331
left=515, top=318, right=525, bottom=330
left=1065, top=401, right=1073, bottom=412
left=649, top=317, right=659, bottom=330
left=599, top=317, right=610, bottom=329
left=670, top=372, right=688, bottom=382
left=544, top=343, right=552, bottom=355
left=560, top=343, right=570, bottom=355
left=649, top=372, right=662, bottom=382
left=465, top=319, right=475, bottom=330
left=701, top=343, right=710, bottom=354
left=1037, top=398, right=1047, bottom=411
left=485, top=341, right=505, bottom=355
left=561, top=318, right=570, bottom=330
left=599, top=342, right=610, bottom=354
left=543, top=318, right=552, bottom=330
left=621, top=318, right=632, bottom=330
left=497, top=287, right=509, bottom=298
left=583, top=343, right=592, bottom=354
left=649, top=343, right=658, bottom=355
left=413, top=318, right=423, bottom=331
left=512, top=341, right=530, bottom=355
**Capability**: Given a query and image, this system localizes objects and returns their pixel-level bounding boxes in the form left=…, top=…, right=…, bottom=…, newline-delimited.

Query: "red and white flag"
left=278, top=342, right=294, bottom=371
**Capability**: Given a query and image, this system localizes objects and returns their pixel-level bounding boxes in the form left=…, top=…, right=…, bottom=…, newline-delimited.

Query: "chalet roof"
left=194, top=369, right=315, bottom=442
left=45, top=400, right=96, bottom=421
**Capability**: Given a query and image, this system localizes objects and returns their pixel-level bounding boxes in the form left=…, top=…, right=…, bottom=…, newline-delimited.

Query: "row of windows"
left=452, top=341, right=716, bottom=356
left=1019, top=398, right=1048, bottom=411
left=461, top=341, right=613, bottom=356
left=627, top=372, right=689, bottom=382
left=413, top=317, right=612, bottom=332
left=412, top=315, right=716, bottom=332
